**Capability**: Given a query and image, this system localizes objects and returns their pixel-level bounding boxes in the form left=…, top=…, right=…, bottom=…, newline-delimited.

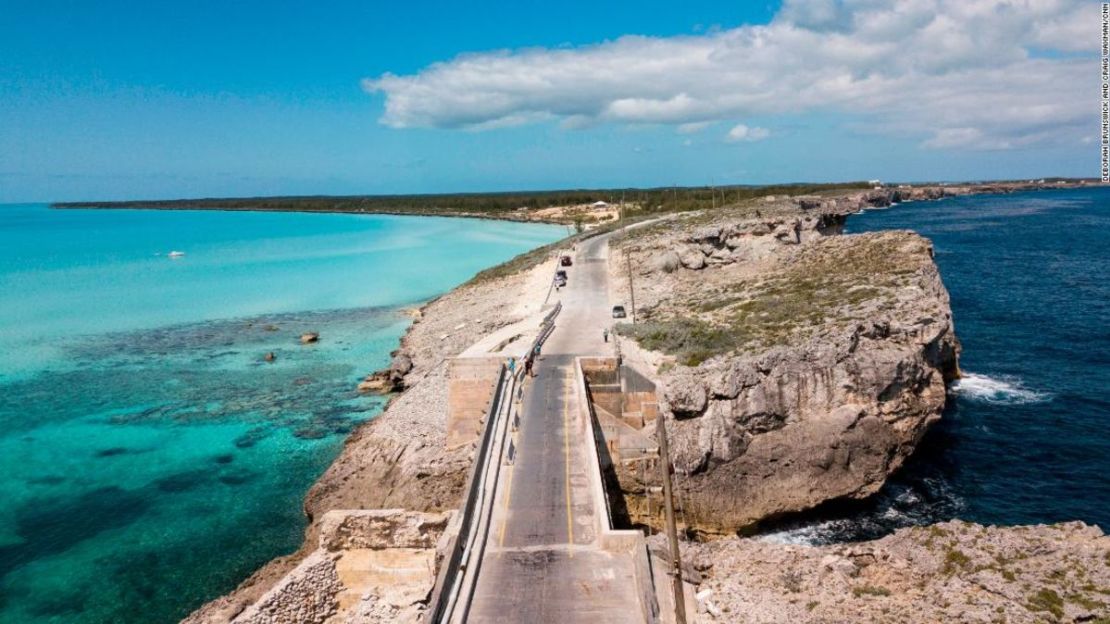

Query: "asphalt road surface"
left=467, top=233, right=643, bottom=623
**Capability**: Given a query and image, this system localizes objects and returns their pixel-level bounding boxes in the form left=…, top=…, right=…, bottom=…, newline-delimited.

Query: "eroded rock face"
left=611, top=204, right=959, bottom=535
left=665, top=314, right=957, bottom=532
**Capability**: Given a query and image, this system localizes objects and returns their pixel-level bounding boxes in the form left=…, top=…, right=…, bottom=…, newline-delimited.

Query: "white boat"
left=168, top=251, right=185, bottom=258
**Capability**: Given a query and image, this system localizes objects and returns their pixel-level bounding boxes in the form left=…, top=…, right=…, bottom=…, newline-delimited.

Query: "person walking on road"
left=531, top=344, right=541, bottom=377
left=603, top=328, right=609, bottom=343
left=524, top=356, right=533, bottom=378
left=507, top=356, right=516, bottom=376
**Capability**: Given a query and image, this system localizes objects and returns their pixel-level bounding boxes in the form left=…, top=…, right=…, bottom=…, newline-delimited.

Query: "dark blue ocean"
left=764, top=187, right=1110, bottom=543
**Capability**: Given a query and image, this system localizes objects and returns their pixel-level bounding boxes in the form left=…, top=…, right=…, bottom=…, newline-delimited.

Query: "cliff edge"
left=609, top=193, right=960, bottom=535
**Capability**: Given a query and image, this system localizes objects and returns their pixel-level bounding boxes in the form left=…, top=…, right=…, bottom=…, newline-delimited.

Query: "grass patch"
left=1068, top=593, right=1105, bottom=610
left=852, top=585, right=891, bottom=598
left=616, top=318, right=736, bottom=367
left=943, top=548, right=972, bottom=575
left=1026, top=588, right=1064, bottom=619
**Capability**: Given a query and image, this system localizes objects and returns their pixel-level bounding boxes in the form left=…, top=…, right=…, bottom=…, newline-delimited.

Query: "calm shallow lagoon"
left=0, top=205, right=564, bottom=623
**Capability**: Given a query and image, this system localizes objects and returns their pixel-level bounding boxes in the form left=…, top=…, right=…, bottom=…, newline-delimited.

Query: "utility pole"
left=656, top=411, right=687, bottom=624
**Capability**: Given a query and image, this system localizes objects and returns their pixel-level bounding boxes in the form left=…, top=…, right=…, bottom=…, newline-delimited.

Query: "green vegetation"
left=1026, top=588, right=1065, bottom=619
left=467, top=236, right=574, bottom=285
left=943, top=548, right=972, bottom=575
left=924, top=525, right=949, bottom=548
left=616, top=317, right=733, bottom=367
left=1068, top=593, right=1105, bottom=611
left=618, top=233, right=928, bottom=364
left=852, top=585, right=892, bottom=598
left=51, top=182, right=873, bottom=220
left=466, top=214, right=654, bottom=285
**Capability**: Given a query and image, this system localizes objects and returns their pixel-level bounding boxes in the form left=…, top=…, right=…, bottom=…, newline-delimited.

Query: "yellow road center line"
left=563, top=368, right=574, bottom=555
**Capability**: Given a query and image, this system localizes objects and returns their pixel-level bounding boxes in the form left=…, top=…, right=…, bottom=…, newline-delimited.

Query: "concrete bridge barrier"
left=574, top=357, right=661, bottom=624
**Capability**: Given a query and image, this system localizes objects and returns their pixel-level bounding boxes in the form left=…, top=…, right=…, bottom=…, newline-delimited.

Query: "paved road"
left=467, top=233, right=643, bottom=623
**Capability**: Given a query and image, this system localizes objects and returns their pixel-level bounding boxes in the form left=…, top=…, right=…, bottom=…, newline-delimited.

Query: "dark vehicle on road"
left=560, top=255, right=572, bottom=266
left=555, top=269, right=567, bottom=280
left=612, top=305, right=626, bottom=318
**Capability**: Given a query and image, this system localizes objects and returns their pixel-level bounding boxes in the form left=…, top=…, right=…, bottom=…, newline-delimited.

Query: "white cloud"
left=677, top=121, right=713, bottom=134
left=364, top=0, right=1097, bottom=150
left=726, top=124, right=770, bottom=142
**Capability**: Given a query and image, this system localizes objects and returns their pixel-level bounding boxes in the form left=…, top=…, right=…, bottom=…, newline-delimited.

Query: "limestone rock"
left=685, top=520, right=1110, bottom=623
left=652, top=250, right=682, bottom=273
left=679, top=248, right=706, bottom=270
left=610, top=202, right=959, bottom=536
left=318, top=509, right=451, bottom=552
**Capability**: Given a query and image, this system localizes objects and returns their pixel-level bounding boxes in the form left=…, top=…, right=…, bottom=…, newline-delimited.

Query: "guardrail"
left=427, top=300, right=563, bottom=623
left=530, top=301, right=561, bottom=353
left=426, top=363, right=508, bottom=623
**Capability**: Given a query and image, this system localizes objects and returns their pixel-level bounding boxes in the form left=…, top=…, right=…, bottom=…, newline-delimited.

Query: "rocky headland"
left=608, top=190, right=961, bottom=536
left=185, top=180, right=1107, bottom=623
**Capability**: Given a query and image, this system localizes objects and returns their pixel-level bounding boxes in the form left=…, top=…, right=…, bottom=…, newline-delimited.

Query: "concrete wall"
left=574, top=358, right=661, bottom=624
left=582, top=357, right=623, bottom=419
left=620, top=366, right=658, bottom=430
left=446, top=357, right=504, bottom=450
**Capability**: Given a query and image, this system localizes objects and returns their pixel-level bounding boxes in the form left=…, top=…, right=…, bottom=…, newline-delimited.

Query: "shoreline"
left=53, top=203, right=573, bottom=227
left=184, top=180, right=1101, bottom=623
left=51, top=179, right=1100, bottom=229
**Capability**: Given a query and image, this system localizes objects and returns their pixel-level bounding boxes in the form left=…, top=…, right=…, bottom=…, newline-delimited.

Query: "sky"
left=0, top=0, right=1099, bottom=202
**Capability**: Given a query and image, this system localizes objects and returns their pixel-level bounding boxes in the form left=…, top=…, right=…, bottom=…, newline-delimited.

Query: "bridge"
left=429, top=230, right=691, bottom=623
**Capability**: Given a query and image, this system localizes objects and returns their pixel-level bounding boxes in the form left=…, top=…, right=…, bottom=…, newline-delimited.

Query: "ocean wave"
left=756, top=478, right=964, bottom=546
left=950, top=372, right=1051, bottom=405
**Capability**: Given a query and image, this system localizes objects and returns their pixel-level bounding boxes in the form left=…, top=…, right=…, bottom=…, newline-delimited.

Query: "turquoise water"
left=764, top=187, right=1110, bottom=544
left=0, top=205, right=563, bottom=623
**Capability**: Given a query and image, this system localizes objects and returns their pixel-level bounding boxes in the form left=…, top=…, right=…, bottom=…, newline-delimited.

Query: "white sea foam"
left=950, top=372, right=1051, bottom=405
left=755, top=480, right=965, bottom=546
left=758, top=521, right=843, bottom=545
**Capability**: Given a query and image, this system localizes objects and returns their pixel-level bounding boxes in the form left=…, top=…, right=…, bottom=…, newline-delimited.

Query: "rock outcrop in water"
left=611, top=196, right=960, bottom=535
left=184, top=250, right=560, bottom=623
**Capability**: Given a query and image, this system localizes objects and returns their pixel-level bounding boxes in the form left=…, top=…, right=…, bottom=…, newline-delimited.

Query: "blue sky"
left=0, top=0, right=1097, bottom=202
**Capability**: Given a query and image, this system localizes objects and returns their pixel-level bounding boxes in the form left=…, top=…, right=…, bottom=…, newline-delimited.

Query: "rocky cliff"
left=610, top=194, right=960, bottom=535
left=681, top=520, right=1110, bottom=623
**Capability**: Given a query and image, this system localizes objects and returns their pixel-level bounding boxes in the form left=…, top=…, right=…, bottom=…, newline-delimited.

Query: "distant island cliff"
left=183, top=179, right=1109, bottom=624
